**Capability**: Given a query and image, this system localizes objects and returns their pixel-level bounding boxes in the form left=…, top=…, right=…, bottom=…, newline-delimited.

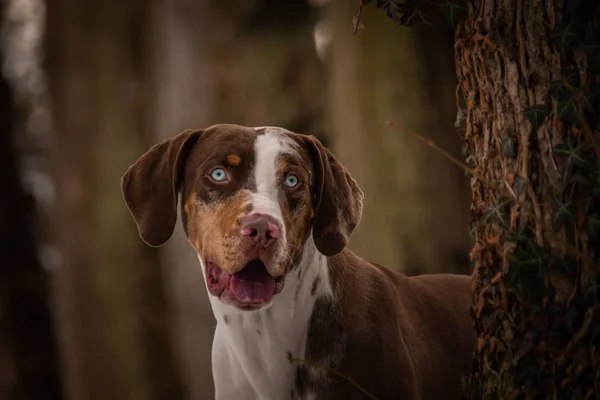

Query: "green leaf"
left=398, top=8, right=427, bottom=26
left=557, top=98, right=578, bottom=122
left=519, top=240, right=546, bottom=273
left=524, top=105, right=549, bottom=129
left=551, top=196, right=575, bottom=231
left=551, top=24, right=577, bottom=58
left=587, top=275, right=600, bottom=300
left=438, top=0, right=465, bottom=28
left=483, top=197, right=512, bottom=227
left=550, top=80, right=571, bottom=101
left=553, top=137, right=589, bottom=174
left=562, top=66, right=580, bottom=88
left=580, top=93, right=597, bottom=113
left=587, top=214, right=600, bottom=240
left=501, top=135, right=516, bottom=158
left=507, top=225, right=530, bottom=244
left=551, top=256, right=577, bottom=281
left=514, top=176, right=529, bottom=195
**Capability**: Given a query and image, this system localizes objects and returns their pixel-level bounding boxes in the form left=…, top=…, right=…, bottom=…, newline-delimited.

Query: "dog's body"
left=122, top=124, right=474, bottom=400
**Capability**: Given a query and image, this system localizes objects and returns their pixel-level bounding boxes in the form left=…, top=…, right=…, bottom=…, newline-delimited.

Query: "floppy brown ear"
left=121, top=129, right=203, bottom=247
left=303, top=136, right=364, bottom=256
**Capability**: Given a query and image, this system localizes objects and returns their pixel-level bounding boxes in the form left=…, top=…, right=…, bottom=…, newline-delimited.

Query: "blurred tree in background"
left=1, top=0, right=473, bottom=399
left=326, top=0, right=470, bottom=275
left=45, top=1, right=184, bottom=399
left=0, top=7, right=61, bottom=397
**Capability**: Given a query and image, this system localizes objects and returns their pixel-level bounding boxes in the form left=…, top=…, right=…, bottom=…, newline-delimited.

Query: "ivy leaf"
left=551, top=256, right=577, bottom=282
left=587, top=275, right=600, bottom=300
left=375, top=0, right=405, bottom=24
left=483, top=197, right=512, bottom=227
left=580, top=92, right=597, bottom=113
left=514, top=175, right=529, bottom=195
left=501, top=135, right=516, bottom=158
left=562, top=65, right=580, bottom=88
left=524, top=105, right=549, bottom=129
left=505, top=266, right=529, bottom=296
left=551, top=196, right=575, bottom=231
left=587, top=214, right=600, bottom=240
left=553, top=137, right=589, bottom=174
left=518, top=240, right=547, bottom=275
left=550, top=80, right=570, bottom=101
left=398, top=8, right=427, bottom=26
left=439, top=0, right=465, bottom=28
left=551, top=24, right=577, bottom=58
left=557, top=97, right=578, bottom=122
left=507, top=225, right=530, bottom=244
left=508, top=239, right=548, bottom=290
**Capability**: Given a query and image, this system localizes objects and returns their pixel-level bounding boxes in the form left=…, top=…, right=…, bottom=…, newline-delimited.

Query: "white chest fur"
left=201, top=239, right=332, bottom=400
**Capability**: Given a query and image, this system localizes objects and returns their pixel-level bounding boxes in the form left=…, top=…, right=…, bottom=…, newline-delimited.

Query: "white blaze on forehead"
left=251, top=128, right=296, bottom=219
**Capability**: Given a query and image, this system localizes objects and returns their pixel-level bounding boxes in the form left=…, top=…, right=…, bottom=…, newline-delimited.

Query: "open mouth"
left=206, top=259, right=286, bottom=307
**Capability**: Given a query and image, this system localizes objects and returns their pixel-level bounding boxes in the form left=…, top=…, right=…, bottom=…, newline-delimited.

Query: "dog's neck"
left=202, top=237, right=333, bottom=400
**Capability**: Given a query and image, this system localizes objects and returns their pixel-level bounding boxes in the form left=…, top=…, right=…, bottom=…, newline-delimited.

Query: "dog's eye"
left=284, top=174, right=298, bottom=188
left=209, top=167, right=229, bottom=183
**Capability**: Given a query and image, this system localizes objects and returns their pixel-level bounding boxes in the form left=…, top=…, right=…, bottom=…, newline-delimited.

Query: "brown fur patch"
left=304, top=252, right=475, bottom=399
left=227, top=153, right=241, bottom=166
left=185, top=189, right=253, bottom=273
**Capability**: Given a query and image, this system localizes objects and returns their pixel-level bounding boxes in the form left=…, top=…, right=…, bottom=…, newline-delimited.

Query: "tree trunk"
left=325, top=0, right=471, bottom=274
left=46, top=1, right=185, bottom=399
left=0, top=42, right=62, bottom=400
left=456, top=1, right=600, bottom=397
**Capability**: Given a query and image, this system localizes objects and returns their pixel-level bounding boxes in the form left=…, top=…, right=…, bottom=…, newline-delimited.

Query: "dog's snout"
left=240, top=213, right=281, bottom=248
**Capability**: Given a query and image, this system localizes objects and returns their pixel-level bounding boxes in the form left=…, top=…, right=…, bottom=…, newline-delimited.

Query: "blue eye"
left=210, top=168, right=228, bottom=182
left=284, top=174, right=298, bottom=188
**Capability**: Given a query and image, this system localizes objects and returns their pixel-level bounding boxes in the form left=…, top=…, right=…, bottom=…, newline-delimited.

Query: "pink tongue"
left=231, top=269, right=276, bottom=304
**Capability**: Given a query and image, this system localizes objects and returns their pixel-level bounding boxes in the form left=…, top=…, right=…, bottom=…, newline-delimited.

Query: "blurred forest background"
left=0, top=0, right=472, bottom=399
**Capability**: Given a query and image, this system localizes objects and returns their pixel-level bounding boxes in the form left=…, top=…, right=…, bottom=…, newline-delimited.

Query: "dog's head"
left=121, top=124, right=363, bottom=311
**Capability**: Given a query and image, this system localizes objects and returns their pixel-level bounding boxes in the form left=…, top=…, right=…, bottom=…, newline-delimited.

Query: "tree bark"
left=0, top=43, right=62, bottom=400
left=326, top=0, right=471, bottom=274
left=46, top=1, right=185, bottom=399
left=456, top=1, right=600, bottom=397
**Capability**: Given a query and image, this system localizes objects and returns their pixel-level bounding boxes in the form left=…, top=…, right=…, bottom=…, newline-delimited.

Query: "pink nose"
left=240, top=214, right=281, bottom=248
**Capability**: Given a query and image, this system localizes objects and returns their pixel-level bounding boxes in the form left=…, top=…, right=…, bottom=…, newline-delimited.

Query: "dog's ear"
left=121, top=129, right=203, bottom=247
left=303, top=136, right=364, bottom=256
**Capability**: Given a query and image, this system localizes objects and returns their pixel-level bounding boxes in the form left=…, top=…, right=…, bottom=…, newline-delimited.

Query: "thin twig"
left=353, top=0, right=364, bottom=35
left=289, top=356, right=380, bottom=400
left=386, top=120, right=492, bottom=187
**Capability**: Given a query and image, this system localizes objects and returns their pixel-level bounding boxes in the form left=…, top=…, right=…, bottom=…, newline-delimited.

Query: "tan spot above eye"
left=227, top=154, right=241, bottom=166
left=277, top=159, right=289, bottom=170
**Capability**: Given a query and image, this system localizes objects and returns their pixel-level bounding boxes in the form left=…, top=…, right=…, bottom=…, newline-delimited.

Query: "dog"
left=121, top=124, right=475, bottom=400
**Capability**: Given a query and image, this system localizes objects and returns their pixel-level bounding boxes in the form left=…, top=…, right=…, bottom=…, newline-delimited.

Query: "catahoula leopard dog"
left=121, top=124, right=475, bottom=400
